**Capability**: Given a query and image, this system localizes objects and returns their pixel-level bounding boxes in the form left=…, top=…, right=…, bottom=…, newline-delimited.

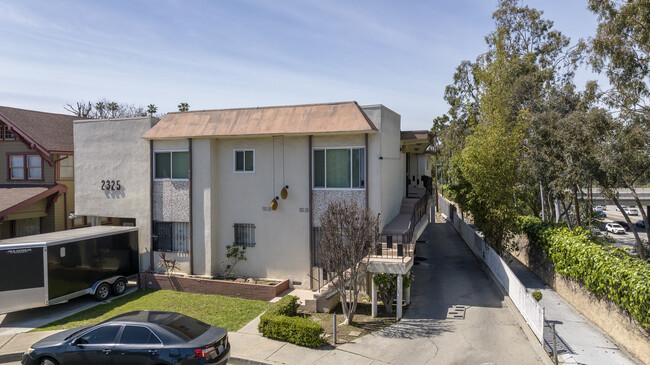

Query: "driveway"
left=335, top=222, right=545, bottom=364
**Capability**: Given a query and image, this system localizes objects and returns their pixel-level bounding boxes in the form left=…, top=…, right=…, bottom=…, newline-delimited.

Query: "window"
left=234, top=223, right=255, bottom=247
left=0, top=125, right=15, bottom=140
left=153, top=222, right=189, bottom=252
left=57, top=155, right=74, bottom=179
left=72, top=215, right=88, bottom=228
left=78, top=325, right=120, bottom=345
left=8, top=154, right=42, bottom=180
left=234, top=149, right=254, bottom=172
left=154, top=151, right=189, bottom=180
left=313, top=147, right=365, bottom=189
left=119, top=326, right=161, bottom=345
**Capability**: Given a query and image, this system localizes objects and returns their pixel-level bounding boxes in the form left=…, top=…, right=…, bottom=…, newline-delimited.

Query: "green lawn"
left=35, top=290, right=269, bottom=332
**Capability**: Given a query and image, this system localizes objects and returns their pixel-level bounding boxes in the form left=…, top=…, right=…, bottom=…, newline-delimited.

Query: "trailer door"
left=0, top=245, right=47, bottom=313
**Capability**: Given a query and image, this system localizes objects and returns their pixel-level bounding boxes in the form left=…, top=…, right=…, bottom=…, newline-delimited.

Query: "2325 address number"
left=101, top=180, right=121, bottom=191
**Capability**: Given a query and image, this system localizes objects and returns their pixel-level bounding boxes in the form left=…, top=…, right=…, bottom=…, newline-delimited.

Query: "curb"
left=228, top=356, right=272, bottom=365
left=0, top=352, right=21, bottom=364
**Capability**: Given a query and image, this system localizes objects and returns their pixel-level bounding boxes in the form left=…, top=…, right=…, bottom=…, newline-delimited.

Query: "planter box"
left=138, top=273, right=290, bottom=301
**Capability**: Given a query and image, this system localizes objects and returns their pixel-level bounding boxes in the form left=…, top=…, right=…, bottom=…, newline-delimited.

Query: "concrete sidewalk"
left=507, top=259, right=642, bottom=364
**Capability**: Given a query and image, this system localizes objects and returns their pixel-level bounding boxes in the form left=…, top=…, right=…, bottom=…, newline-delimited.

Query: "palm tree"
left=147, top=104, right=158, bottom=116
left=178, top=102, right=190, bottom=112
left=108, top=102, right=119, bottom=118
left=95, top=101, right=106, bottom=118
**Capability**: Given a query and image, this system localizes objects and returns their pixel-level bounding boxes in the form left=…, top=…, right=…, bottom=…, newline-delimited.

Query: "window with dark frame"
left=153, top=221, right=189, bottom=252
left=8, top=154, right=42, bottom=180
left=154, top=151, right=189, bottom=180
left=233, top=223, right=256, bottom=247
left=313, top=147, right=365, bottom=189
left=0, top=125, right=15, bottom=141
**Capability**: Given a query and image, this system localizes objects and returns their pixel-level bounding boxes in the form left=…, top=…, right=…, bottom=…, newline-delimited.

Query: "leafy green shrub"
left=269, top=295, right=300, bottom=317
left=258, top=313, right=325, bottom=347
left=532, top=291, right=542, bottom=302
left=257, top=295, right=324, bottom=347
left=519, top=217, right=650, bottom=330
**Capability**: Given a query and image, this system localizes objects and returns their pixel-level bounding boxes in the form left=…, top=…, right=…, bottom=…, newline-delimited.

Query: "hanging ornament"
left=281, top=185, right=289, bottom=199
left=271, top=197, right=279, bottom=211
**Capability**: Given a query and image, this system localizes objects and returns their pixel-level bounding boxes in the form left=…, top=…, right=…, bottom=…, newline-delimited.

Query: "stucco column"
left=371, top=273, right=377, bottom=318
left=396, top=274, right=403, bottom=319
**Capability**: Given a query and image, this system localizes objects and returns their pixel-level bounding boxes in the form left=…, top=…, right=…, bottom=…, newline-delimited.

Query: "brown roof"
left=0, top=106, right=77, bottom=153
left=0, top=185, right=67, bottom=221
left=142, top=101, right=378, bottom=139
left=400, top=130, right=432, bottom=141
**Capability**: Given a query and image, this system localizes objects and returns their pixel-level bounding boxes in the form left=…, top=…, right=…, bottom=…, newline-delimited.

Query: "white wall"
left=362, top=105, right=404, bottom=230
left=74, top=117, right=158, bottom=271
left=192, top=136, right=312, bottom=284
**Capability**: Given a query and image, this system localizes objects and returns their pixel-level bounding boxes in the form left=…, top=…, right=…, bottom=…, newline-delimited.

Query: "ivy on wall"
left=518, top=216, right=650, bottom=330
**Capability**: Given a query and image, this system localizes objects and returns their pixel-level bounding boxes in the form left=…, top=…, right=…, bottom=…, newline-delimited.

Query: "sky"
left=0, top=0, right=602, bottom=130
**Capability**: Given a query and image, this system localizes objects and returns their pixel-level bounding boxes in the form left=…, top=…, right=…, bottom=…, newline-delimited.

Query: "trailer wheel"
left=112, top=278, right=127, bottom=296
left=95, top=282, right=111, bottom=301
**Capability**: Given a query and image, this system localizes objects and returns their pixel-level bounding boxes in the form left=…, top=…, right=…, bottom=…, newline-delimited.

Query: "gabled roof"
left=142, top=101, right=378, bottom=140
left=0, top=184, right=67, bottom=222
left=0, top=106, right=76, bottom=154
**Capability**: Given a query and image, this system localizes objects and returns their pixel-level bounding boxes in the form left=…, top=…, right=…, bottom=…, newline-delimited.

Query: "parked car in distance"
left=614, top=221, right=630, bottom=231
left=626, top=207, right=639, bottom=216
left=595, top=211, right=607, bottom=218
left=22, top=311, right=229, bottom=365
left=606, top=223, right=626, bottom=234
left=637, top=220, right=645, bottom=229
left=593, top=206, right=603, bottom=212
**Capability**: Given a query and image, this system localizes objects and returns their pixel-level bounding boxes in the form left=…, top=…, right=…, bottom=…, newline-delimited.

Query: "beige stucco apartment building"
left=74, top=102, right=432, bottom=291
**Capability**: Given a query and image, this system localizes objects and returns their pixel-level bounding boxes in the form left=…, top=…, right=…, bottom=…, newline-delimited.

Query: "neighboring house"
left=73, top=102, right=432, bottom=300
left=0, top=107, right=80, bottom=239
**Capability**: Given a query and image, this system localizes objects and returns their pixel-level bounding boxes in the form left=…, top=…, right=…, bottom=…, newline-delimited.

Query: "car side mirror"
left=72, top=338, right=83, bottom=347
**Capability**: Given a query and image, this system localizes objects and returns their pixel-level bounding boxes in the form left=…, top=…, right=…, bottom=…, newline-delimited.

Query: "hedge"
left=518, top=216, right=650, bottom=330
left=258, top=295, right=325, bottom=347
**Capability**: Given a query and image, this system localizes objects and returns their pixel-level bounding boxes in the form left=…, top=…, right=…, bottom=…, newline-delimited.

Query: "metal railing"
left=371, top=189, right=430, bottom=261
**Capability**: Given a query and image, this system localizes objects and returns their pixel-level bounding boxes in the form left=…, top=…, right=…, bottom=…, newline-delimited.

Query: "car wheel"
left=40, top=357, right=59, bottom=365
left=95, top=282, right=111, bottom=301
left=112, top=278, right=127, bottom=296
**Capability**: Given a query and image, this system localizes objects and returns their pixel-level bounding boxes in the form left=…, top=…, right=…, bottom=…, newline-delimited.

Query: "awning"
left=0, top=185, right=68, bottom=221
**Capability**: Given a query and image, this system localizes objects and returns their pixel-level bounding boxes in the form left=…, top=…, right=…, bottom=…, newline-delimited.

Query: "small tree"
left=221, top=244, right=247, bottom=277
left=318, top=200, right=380, bottom=324
left=373, top=272, right=414, bottom=314
left=178, top=102, right=190, bottom=112
left=147, top=104, right=158, bottom=116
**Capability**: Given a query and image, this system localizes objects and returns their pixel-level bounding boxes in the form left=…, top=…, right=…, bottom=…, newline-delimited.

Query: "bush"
left=519, top=217, right=650, bottom=330
left=268, top=295, right=300, bottom=317
left=532, top=291, right=542, bottom=302
left=258, top=295, right=325, bottom=347
left=258, top=313, right=325, bottom=347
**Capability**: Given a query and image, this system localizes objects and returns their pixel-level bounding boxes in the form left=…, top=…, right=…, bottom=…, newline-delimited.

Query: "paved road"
left=335, top=222, right=545, bottom=364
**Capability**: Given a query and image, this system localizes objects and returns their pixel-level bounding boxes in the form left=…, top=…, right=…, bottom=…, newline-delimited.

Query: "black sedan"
left=22, top=311, right=229, bottom=365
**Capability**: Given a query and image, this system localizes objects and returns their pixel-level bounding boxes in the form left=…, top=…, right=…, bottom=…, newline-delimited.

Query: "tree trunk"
left=612, top=197, right=647, bottom=260
left=560, top=198, right=573, bottom=229
left=573, top=185, right=581, bottom=227
left=627, top=186, right=650, bottom=257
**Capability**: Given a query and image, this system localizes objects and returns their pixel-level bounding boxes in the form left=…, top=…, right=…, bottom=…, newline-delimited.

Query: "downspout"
left=308, top=135, right=313, bottom=290
left=149, top=140, right=154, bottom=272
left=189, top=138, right=194, bottom=275
left=64, top=192, right=68, bottom=230
left=365, top=133, right=369, bottom=210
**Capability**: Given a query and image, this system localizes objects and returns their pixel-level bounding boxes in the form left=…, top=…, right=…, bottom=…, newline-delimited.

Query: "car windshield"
left=611, top=224, right=622, bottom=229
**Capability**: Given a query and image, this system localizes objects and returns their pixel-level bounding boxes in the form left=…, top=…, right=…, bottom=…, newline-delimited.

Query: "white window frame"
left=153, top=149, right=189, bottom=181
left=312, top=146, right=366, bottom=190
left=233, top=148, right=255, bottom=173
